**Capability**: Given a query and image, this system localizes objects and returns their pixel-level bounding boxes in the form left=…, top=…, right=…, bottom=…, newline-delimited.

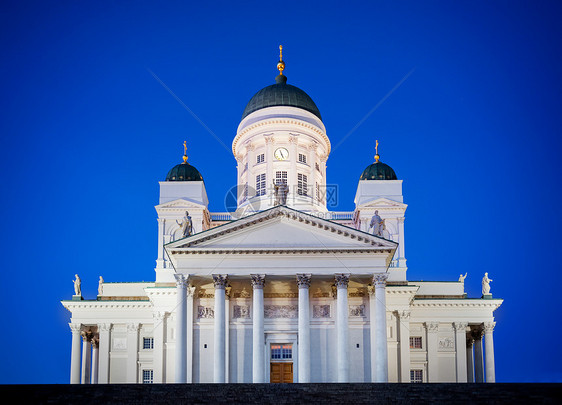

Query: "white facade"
left=62, top=67, right=502, bottom=385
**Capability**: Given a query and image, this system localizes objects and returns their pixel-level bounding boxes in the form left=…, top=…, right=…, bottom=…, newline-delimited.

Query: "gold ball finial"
left=374, top=139, right=380, bottom=163
left=182, top=141, right=188, bottom=163
left=277, top=44, right=285, bottom=75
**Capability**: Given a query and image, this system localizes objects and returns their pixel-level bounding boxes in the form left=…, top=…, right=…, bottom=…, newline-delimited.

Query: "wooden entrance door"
left=270, top=362, right=293, bottom=383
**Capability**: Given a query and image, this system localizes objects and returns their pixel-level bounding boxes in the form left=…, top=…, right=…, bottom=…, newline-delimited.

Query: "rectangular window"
left=143, top=337, right=154, bottom=349
left=275, top=171, right=288, bottom=185
left=143, top=369, right=154, bottom=384
left=298, top=153, right=307, bottom=164
left=257, top=153, right=265, bottom=164
left=410, top=369, right=423, bottom=383
left=297, top=173, right=308, bottom=196
left=256, top=173, right=266, bottom=196
left=410, top=336, right=422, bottom=349
left=271, top=344, right=292, bottom=360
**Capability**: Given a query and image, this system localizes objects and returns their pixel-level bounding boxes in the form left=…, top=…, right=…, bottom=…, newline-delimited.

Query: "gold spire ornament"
left=182, top=141, right=188, bottom=163
left=277, top=45, right=285, bottom=75
left=374, top=140, right=380, bottom=163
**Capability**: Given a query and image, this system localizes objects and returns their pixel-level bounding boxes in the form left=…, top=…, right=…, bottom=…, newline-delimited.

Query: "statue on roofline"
left=73, top=274, right=81, bottom=296
left=482, top=272, right=493, bottom=295
left=458, top=273, right=467, bottom=283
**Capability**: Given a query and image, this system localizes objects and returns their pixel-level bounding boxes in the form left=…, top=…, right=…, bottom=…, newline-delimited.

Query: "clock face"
left=274, top=147, right=289, bottom=161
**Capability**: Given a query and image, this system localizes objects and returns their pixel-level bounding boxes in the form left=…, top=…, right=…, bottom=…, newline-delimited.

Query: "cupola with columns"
left=232, top=46, right=330, bottom=215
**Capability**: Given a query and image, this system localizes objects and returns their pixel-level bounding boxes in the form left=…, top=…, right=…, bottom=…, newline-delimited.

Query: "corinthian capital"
left=483, top=322, right=496, bottom=333
left=454, top=322, right=469, bottom=331
left=250, top=274, right=266, bottom=289
left=174, top=273, right=188, bottom=288
left=372, top=273, right=389, bottom=287
left=425, top=322, right=439, bottom=333
left=213, top=274, right=229, bottom=289
left=296, top=274, right=312, bottom=289
left=334, top=274, right=350, bottom=289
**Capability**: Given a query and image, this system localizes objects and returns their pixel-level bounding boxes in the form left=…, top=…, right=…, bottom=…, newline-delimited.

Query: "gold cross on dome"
left=183, top=141, right=188, bottom=163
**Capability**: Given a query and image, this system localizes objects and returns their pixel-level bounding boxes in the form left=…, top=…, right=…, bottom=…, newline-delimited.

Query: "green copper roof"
left=360, top=161, right=398, bottom=181
left=165, top=162, right=203, bottom=182
left=241, top=75, right=322, bottom=121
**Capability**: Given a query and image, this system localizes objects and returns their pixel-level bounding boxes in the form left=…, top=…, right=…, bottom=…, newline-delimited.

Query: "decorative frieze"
left=438, top=336, right=455, bottom=350
left=264, top=293, right=298, bottom=298
left=349, top=304, right=365, bottom=317
left=313, top=304, right=331, bottom=318
left=197, top=306, right=215, bottom=319
left=264, top=305, right=298, bottom=319
left=232, top=305, right=251, bottom=319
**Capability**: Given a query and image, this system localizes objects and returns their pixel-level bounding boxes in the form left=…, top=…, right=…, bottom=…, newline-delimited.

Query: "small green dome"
left=165, top=162, right=203, bottom=182
left=242, top=74, right=322, bottom=121
left=360, top=161, right=397, bottom=181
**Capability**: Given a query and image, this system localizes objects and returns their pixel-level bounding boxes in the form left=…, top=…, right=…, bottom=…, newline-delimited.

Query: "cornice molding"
left=233, top=118, right=329, bottom=156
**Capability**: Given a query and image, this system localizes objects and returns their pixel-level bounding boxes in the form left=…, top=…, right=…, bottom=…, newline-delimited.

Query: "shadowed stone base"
left=2, top=383, right=560, bottom=404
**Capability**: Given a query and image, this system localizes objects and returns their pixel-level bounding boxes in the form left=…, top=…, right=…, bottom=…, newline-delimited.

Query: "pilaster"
left=297, top=274, right=311, bottom=383
left=425, top=322, right=439, bottom=382
left=454, top=322, right=469, bottom=382
left=335, top=273, right=350, bottom=382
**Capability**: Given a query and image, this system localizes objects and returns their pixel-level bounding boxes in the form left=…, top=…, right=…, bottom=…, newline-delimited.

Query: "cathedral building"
left=62, top=48, right=502, bottom=385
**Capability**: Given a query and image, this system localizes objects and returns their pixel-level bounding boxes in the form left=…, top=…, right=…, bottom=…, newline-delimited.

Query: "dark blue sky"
left=1, top=1, right=561, bottom=383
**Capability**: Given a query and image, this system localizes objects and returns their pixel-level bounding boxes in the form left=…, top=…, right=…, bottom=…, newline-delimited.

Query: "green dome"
left=242, top=75, right=322, bottom=121
left=165, top=162, right=203, bottom=182
left=360, top=161, right=397, bottom=181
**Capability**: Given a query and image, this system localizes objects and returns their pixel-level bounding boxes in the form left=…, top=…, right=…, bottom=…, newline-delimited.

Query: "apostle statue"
left=98, top=276, right=104, bottom=296
left=369, top=210, right=385, bottom=237
left=176, top=211, right=193, bottom=237
left=273, top=181, right=289, bottom=205
left=482, top=272, right=493, bottom=295
left=73, top=274, right=81, bottom=296
left=458, top=273, right=467, bottom=283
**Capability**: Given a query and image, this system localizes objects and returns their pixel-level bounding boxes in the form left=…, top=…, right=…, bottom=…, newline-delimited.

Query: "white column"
left=368, top=286, right=376, bottom=382
left=398, top=310, right=411, bottom=382
left=454, top=322, right=468, bottom=382
left=426, top=322, right=439, bottom=382
left=473, top=329, right=484, bottom=383
left=335, top=274, right=350, bottom=382
left=80, top=331, right=92, bottom=384
left=69, top=324, right=82, bottom=384
left=174, top=274, right=188, bottom=383
left=186, top=285, right=195, bottom=383
left=98, top=324, right=110, bottom=383
left=484, top=322, right=496, bottom=383
left=91, top=338, right=99, bottom=384
left=126, top=323, right=140, bottom=383
left=225, top=287, right=231, bottom=383
left=466, top=337, right=475, bottom=383
left=213, top=274, right=228, bottom=383
left=373, top=273, right=389, bottom=382
left=156, top=218, right=165, bottom=268
left=251, top=274, right=265, bottom=383
left=153, top=313, right=165, bottom=383
left=297, top=274, right=311, bottom=383
left=397, top=217, right=406, bottom=267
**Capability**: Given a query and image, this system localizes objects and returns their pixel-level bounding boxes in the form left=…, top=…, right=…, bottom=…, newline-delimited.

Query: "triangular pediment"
left=166, top=206, right=397, bottom=253
left=357, top=197, right=407, bottom=210
left=155, top=198, right=206, bottom=211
